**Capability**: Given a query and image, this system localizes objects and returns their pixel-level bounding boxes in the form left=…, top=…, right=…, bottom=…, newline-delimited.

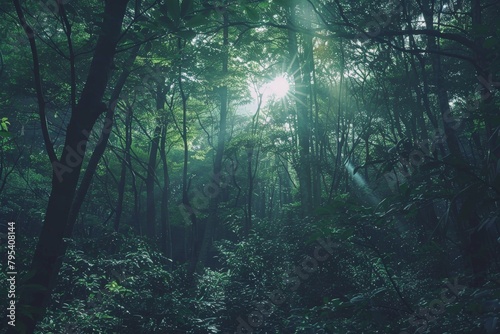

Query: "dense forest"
left=1, top=0, right=500, bottom=333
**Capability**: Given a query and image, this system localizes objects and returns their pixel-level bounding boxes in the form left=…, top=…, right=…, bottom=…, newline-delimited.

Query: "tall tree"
left=286, top=1, right=313, bottom=214
left=194, top=0, right=230, bottom=274
left=10, top=0, right=130, bottom=332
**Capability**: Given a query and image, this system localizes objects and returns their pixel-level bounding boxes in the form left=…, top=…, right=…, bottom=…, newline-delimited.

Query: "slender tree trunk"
left=268, top=176, right=275, bottom=219
left=468, top=0, right=495, bottom=286
left=287, top=2, right=312, bottom=214
left=311, top=64, right=322, bottom=206
left=9, top=1, right=130, bottom=332
left=176, top=38, right=198, bottom=272
left=244, top=95, right=262, bottom=235
left=233, top=158, right=242, bottom=208
left=402, top=24, right=444, bottom=243
left=193, top=5, right=229, bottom=274
left=145, top=123, right=160, bottom=239
left=403, top=8, right=432, bottom=140
left=115, top=105, right=133, bottom=231
left=125, top=110, right=141, bottom=234
left=146, top=87, right=165, bottom=240
left=422, top=0, right=462, bottom=157
left=302, top=2, right=320, bottom=207
left=422, top=0, right=487, bottom=286
left=328, top=42, right=346, bottom=201
left=246, top=146, right=254, bottom=235
left=159, top=125, right=172, bottom=261
left=69, top=7, right=141, bottom=236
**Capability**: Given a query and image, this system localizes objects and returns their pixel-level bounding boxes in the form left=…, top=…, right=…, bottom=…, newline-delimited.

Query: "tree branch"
left=12, top=0, right=58, bottom=164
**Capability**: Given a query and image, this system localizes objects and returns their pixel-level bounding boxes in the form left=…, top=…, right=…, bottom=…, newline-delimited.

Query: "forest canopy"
left=0, top=0, right=500, bottom=333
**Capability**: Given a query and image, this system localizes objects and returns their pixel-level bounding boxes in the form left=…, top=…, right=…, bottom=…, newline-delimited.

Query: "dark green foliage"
left=2, top=0, right=500, bottom=333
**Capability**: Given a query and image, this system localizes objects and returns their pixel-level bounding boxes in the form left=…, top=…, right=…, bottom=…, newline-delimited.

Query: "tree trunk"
left=10, top=1, right=130, bottom=332
left=193, top=5, right=229, bottom=274
left=244, top=95, right=263, bottom=236
left=468, top=0, right=496, bottom=287
left=125, top=107, right=141, bottom=235
left=146, top=123, right=160, bottom=240
left=246, top=146, right=254, bottom=235
left=422, top=0, right=487, bottom=286
left=287, top=2, right=312, bottom=214
left=175, top=38, right=198, bottom=273
left=115, top=105, right=132, bottom=231
left=159, top=125, right=172, bottom=260
left=69, top=44, right=140, bottom=234
left=146, top=84, right=167, bottom=240
left=421, top=0, right=462, bottom=157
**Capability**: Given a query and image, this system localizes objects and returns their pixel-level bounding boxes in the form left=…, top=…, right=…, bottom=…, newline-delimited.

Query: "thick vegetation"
left=1, top=0, right=500, bottom=333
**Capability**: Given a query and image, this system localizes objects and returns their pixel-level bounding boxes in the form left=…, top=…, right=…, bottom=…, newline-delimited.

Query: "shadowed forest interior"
left=1, top=0, right=500, bottom=333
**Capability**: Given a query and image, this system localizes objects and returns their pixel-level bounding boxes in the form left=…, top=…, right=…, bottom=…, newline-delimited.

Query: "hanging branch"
left=12, top=0, right=57, bottom=164
left=60, top=4, right=77, bottom=111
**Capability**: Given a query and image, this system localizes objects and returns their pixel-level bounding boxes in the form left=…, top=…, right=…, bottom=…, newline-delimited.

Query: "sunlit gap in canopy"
left=251, top=74, right=290, bottom=105
left=344, top=160, right=379, bottom=206
left=266, top=75, right=290, bottom=99
left=236, top=75, right=290, bottom=117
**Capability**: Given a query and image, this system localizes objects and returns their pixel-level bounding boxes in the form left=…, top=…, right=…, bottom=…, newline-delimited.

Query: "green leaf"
left=159, top=15, right=176, bottom=29
left=176, top=29, right=197, bottom=40
left=492, top=173, right=500, bottom=192
left=185, top=14, right=210, bottom=28
left=472, top=24, right=490, bottom=35
left=273, top=0, right=291, bottom=8
left=180, top=0, right=193, bottom=18
left=442, top=153, right=469, bottom=170
left=165, top=0, right=181, bottom=24
left=258, top=1, right=270, bottom=9
left=484, top=36, right=497, bottom=49
left=244, top=7, right=260, bottom=21
left=144, top=41, right=153, bottom=54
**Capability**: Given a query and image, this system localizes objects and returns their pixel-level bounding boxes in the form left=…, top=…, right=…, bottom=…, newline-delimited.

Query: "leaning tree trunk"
left=70, top=43, right=141, bottom=234
left=9, top=1, right=130, bottom=333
